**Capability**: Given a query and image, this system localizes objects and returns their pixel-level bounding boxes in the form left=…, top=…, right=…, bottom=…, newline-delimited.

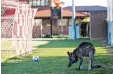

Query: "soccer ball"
left=32, top=56, right=39, bottom=62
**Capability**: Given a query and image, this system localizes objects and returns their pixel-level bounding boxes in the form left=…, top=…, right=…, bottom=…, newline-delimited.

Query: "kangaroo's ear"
left=67, top=51, right=70, bottom=55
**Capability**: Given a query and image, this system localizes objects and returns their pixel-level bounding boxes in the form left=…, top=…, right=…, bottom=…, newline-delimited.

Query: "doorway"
left=80, top=22, right=90, bottom=38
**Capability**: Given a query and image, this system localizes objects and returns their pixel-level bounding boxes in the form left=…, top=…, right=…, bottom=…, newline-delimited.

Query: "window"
left=41, top=0, right=45, bottom=6
left=29, top=0, right=49, bottom=7
left=29, top=0, right=32, bottom=5
left=32, top=0, right=37, bottom=6
left=45, top=0, right=48, bottom=6
left=34, top=19, right=42, bottom=26
left=57, top=19, right=68, bottom=26
left=37, top=0, right=41, bottom=6
left=69, top=19, right=72, bottom=25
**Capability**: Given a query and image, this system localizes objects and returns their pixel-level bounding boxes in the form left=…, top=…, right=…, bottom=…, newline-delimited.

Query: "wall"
left=90, top=12, right=107, bottom=40
left=32, top=18, right=69, bottom=38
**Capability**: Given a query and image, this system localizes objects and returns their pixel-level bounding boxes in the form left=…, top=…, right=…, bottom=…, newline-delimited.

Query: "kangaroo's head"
left=67, top=51, right=78, bottom=67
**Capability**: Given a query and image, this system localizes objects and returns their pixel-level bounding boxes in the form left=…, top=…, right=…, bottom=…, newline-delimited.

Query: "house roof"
left=64, top=6, right=107, bottom=12
left=35, top=9, right=88, bottom=19
left=37, top=6, right=50, bottom=11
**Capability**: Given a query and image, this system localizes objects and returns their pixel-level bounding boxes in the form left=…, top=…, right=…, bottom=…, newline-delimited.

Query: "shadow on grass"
left=2, top=54, right=113, bottom=74
left=33, top=39, right=103, bottom=48
left=2, top=39, right=111, bottom=74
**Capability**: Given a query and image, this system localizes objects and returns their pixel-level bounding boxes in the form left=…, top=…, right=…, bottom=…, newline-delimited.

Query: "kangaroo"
left=67, top=42, right=101, bottom=70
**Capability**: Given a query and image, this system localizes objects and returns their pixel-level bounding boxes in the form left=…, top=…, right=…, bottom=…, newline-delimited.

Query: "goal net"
left=1, top=0, right=37, bottom=57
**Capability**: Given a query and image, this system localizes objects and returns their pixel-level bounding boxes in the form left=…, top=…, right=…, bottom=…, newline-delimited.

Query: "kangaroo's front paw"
left=88, top=65, right=92, bottom=70
left=78, top=68, right=81, bottom=71
left=88, top=68, right=91, bottom=71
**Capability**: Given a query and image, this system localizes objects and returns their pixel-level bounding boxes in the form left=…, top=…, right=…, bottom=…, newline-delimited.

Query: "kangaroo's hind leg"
left=88, top=52, right=94, bottom=70
left=91, top=54, right=94, bottom=69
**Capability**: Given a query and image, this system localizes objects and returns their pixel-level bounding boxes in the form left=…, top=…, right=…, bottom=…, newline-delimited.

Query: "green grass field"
left=1, top=39, right=113, bottom=74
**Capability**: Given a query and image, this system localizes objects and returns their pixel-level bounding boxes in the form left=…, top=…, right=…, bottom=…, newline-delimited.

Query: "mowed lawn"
left=1, top=39, right=113, bottom=74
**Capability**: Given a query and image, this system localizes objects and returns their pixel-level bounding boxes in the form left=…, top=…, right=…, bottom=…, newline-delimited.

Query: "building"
left=1, top=0, right=108, bottom=41
left=33, top=7, right=88, bottom=38
left=64, top=6, right=107, bottom=40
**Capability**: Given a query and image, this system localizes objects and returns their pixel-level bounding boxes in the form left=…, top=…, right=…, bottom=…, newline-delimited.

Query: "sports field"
left=1, top=39, right=113, bottom=74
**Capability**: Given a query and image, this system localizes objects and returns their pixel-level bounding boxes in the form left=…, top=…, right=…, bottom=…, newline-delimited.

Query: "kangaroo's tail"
left=93, top=65, right=103, bottom=68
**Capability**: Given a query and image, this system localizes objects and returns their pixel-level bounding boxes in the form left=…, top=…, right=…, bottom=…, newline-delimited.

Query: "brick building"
left=64, top=6, right=107, bottom=40
left=33, top=7, right=88, bottom=38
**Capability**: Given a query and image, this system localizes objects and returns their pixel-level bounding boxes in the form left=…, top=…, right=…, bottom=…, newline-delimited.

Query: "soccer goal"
left=1, top=0, right=37, bottom=57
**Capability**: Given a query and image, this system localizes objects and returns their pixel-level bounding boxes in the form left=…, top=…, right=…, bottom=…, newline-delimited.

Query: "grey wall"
left=90, top=12, right=107, bottom=40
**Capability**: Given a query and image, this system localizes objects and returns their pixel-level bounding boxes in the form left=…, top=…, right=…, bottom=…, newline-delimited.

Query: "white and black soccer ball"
left=32, top=56, right=39, bottom=62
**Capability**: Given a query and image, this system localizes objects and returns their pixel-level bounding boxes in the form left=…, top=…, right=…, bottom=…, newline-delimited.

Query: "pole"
left=72, top=0, right=76, bottom=39
left=50, top=19, right=52, bottom=38
left=111, top=0, right=113, bottom=46
left=72, top=0, right=75, bottom=19
left=107, top=0, right=113, bottom=46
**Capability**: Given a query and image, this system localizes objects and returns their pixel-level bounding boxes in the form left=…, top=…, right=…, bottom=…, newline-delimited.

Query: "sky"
left=61, top=0, right=107, bottom=7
